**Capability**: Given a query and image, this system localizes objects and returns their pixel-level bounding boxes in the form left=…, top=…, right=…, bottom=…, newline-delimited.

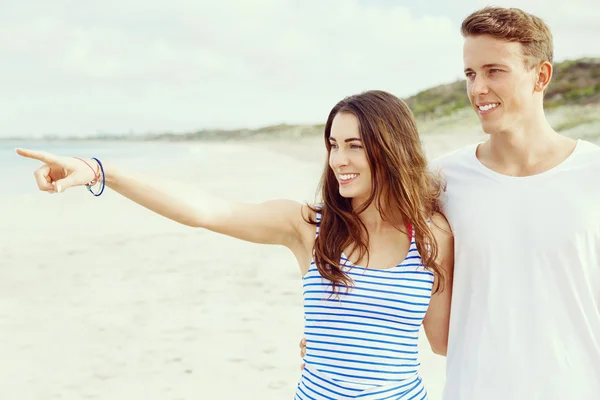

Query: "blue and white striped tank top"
left=295, top=211, right=434, bottom=400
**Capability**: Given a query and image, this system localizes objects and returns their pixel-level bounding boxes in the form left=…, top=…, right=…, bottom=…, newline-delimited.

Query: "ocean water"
left=0, top=140, right=194, bottom=197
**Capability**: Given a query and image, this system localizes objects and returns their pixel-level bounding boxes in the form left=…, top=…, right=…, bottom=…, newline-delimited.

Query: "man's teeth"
left=478, top=103, right=499, bottom=111
left=340, top=174, right=358, bottom=180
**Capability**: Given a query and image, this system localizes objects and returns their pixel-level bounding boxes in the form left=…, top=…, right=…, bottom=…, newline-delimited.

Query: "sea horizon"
left=1, top=140, right=203, bottom=197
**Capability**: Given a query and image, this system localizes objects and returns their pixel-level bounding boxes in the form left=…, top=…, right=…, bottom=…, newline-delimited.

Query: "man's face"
left=463, top=34, right=540, bottom=135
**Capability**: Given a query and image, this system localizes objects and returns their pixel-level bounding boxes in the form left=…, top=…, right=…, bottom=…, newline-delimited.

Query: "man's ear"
left=535, top=61, right=553, bottom=92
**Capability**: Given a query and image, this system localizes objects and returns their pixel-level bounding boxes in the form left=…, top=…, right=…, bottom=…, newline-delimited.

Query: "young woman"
left=17, top=90, right=453, bottom=399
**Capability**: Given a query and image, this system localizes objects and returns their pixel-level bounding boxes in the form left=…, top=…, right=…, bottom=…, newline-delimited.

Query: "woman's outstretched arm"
left=16, top=148, right=310, bottom=249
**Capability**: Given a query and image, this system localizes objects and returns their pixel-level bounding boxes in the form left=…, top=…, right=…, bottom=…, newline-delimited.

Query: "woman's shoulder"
left=429, top=212, right=452, bottom=242
left=300, top=203, right=323, bottom=221
left=429, top=211, right=453, bottom=262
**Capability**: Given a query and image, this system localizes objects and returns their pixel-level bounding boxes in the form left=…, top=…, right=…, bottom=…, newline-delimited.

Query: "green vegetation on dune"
left=140, top=123, right=325, bottom=142
left=404, top=80, right=468, bottom=119
left=158, top=57, right=597, bottom=141
left=177, top=57, right=598, bottom=140
left=545, top=58, right=600, bottom=108
left=405, top=57, right=600, bottom=119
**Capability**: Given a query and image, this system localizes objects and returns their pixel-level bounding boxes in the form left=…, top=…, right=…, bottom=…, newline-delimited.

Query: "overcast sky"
left=1, top=0, right=598, bottom=137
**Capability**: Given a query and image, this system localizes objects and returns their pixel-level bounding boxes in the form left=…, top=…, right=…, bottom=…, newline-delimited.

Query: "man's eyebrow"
left=464, top=63, right=508, bottom=72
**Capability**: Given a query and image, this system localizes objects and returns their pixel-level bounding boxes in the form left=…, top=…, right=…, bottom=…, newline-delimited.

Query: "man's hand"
left=299, top=337, right=306, bottom=370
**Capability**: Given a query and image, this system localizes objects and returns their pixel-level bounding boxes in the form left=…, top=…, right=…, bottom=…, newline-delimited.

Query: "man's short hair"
left=461, top=7, right=554, bottom=67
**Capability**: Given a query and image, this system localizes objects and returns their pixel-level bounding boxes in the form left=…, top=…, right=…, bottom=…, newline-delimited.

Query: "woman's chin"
left=339, top=189, right=369, bottom=204
left=338, top=188, right=355, bottom=198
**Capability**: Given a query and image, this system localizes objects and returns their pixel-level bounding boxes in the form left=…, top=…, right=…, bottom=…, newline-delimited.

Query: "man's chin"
left=479, top=120, right=504, bottom=135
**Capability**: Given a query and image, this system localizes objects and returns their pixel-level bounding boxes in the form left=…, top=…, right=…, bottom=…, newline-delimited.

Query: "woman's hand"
left=16, top=148, right=97, bottom=194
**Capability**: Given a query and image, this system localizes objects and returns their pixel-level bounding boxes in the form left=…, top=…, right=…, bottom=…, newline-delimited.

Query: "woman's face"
left=328, top=112, right=372, bottom=204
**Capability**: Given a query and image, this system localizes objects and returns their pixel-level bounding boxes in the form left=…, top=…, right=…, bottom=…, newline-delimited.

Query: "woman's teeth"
left=340, top=174, right=358, bottom=180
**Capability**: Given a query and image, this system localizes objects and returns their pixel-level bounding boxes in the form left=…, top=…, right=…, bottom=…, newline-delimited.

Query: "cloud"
left=456, top=0, right=600, bottom=57
left=0, top=0, right=596, bottom=137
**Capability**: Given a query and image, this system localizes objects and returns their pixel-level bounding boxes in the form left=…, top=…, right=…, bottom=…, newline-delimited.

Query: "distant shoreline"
left=2, top=57, right=598, bottom=143
left=2, top=100, right=599, bottom=144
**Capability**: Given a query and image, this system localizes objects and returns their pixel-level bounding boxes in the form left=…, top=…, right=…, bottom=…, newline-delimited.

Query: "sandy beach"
left=0, top=129, right=495, bottom=400
left=0, top=0, right=597, bottom=396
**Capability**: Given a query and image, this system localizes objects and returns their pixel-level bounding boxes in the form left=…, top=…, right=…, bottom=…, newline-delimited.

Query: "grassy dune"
left=157, top=57, right=599, bottom=142
left=5, top=58, right=598, bottom=143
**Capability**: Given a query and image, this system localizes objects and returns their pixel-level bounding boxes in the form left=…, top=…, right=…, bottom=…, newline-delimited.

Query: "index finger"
left=16, top=148, right=58, bottom=164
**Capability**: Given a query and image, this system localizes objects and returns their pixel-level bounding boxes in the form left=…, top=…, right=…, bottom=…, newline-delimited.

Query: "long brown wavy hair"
left=307, top=90, right=445, bottom=295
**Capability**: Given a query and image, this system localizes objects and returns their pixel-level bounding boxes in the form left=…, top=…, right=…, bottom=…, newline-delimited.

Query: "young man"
left=435, top=6, right=600, bottom=400
left=295, top=6, right=600, bottom=399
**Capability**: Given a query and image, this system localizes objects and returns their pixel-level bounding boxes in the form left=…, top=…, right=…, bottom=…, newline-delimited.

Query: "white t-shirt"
left=434, top=139, right=600, bottom=400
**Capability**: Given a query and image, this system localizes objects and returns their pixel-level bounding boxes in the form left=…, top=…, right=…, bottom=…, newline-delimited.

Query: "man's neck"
left=478, top=117, right=577, bottom=177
